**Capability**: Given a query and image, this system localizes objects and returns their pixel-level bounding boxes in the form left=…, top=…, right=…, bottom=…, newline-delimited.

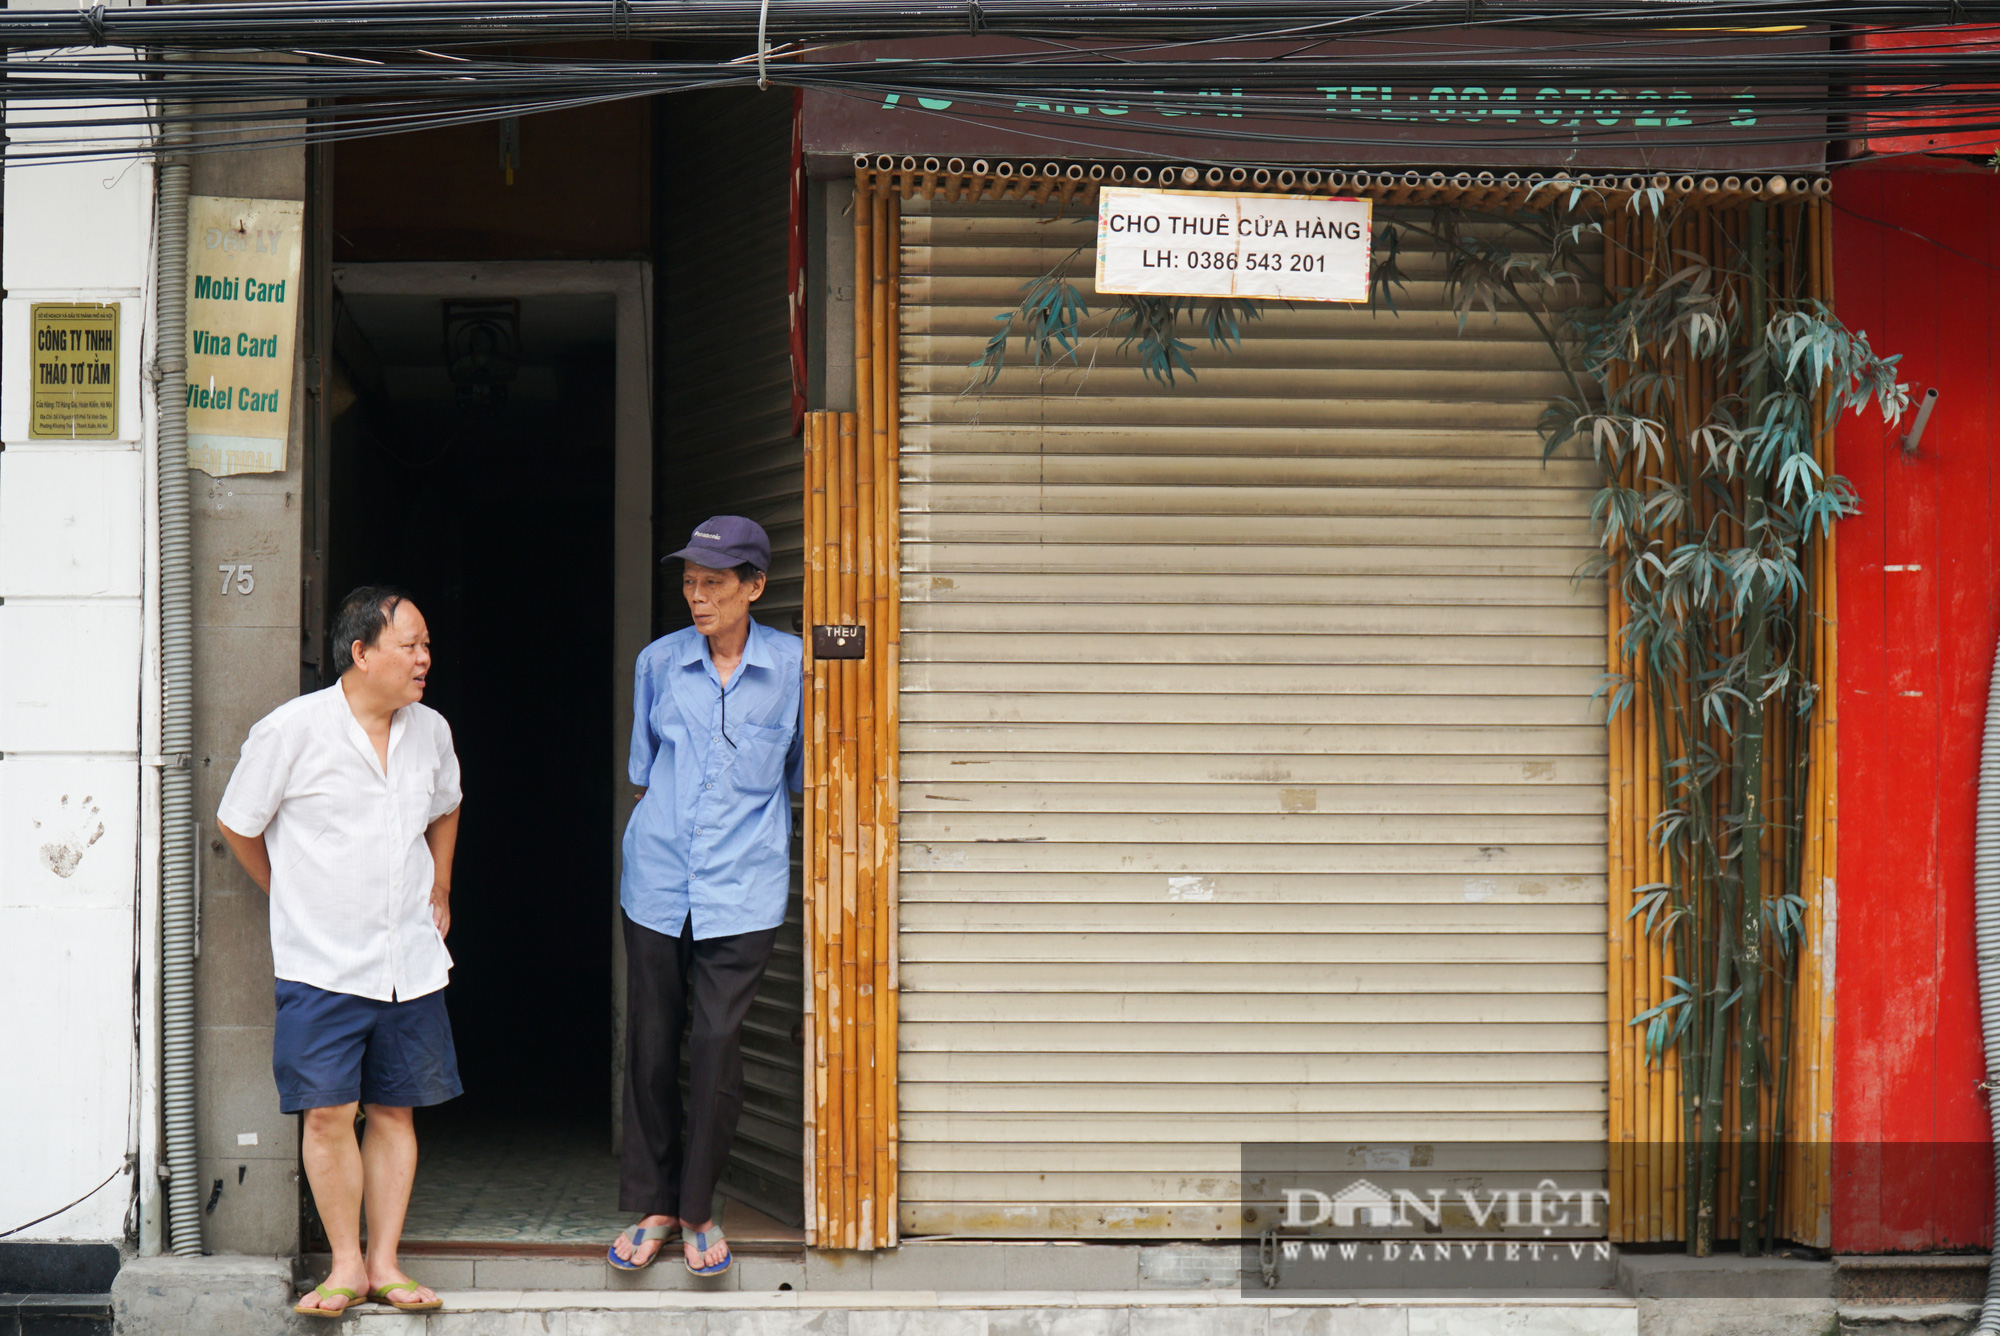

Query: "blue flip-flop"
left=606, top=1222, right=679, bottom=1272
left=685, top=1225, right=731, bottom=1276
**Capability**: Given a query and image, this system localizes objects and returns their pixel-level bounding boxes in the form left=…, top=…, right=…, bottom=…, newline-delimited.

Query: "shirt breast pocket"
left=727, top=720, right=791, bottom=795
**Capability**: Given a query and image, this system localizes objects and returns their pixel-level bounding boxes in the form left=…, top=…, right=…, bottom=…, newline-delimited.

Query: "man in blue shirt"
left=607, top=516, right=803, bottom=1278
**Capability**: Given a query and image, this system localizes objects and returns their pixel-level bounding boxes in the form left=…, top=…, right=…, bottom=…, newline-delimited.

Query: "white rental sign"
left=1095, top=186, right=1373, bottom=304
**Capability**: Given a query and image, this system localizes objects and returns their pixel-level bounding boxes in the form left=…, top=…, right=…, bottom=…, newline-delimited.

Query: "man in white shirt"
left=218, top=586, right=463, bottom=1318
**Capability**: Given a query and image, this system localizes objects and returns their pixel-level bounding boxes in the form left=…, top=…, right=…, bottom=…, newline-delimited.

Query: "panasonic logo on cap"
left=696, top=531, right=723, bottom=540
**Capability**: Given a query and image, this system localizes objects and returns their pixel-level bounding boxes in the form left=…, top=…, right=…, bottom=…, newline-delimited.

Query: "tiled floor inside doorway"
left=401, top=1119, right=802, bottom=1250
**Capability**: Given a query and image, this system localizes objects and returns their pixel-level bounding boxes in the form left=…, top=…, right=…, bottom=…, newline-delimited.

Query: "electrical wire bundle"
left=2, top=6, right=1999, bottom=164
left=4, top=0, right=2000, bottom=50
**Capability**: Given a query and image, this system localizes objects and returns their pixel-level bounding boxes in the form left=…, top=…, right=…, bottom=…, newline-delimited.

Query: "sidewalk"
left=104, top=1246, right=1991, bottom=1336
left=335, top=1288, right=1639, bottom=1336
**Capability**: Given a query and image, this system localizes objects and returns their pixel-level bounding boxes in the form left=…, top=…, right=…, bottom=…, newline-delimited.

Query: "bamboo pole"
left=808, top=174, right=904, bottom=1253
left=875, top=185, right=898, bottom=1244
left=818, top=409, right=834, bottom=1247
left=1672, top=206, right=1700, bottom=1247
left=1628, top=206, right=1654, bottom=1243
left=1791, top=200, right=1823, bottom=1241
left=852, top=185, right=887, bottom=1250
left=845, top=180, right=872, bottom=1251
left=819, top=409, right=838, bottom=1246
left=838, top=393, right=862, bottom=1250
left=876, top=188, right=902, bottom=1248
left=803, top=411, right=825, bottom=1246
left=1642, top=605, right=1663, bottom=1239
left=1632, top=202, right=1655, bottom=1241
left=1626, top=222, right=1652, bottom=1235
left=887, top=190, right=905, bottom=1246
left=1603, top=208, right=1633, bottom=1241
left=837, top=179, right=878, bottom=1250
left=1635, top=203, right=1664, bottom=1242
left=829, top=436, right=848, bottom=1246
left=1645, top=199, right=1672, bottom=1243
left=1646, top=204, right=1685, bottom=1245
left=1613, top=582, right=1635, bottom=1238
left=862, top=184, right=889, bottom=1250
left=1805, top=195, right=1838, bottom=1245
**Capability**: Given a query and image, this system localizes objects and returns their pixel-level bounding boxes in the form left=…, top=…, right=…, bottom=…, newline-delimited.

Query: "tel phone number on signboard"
left=1166, top=251, right=1327, bottom=273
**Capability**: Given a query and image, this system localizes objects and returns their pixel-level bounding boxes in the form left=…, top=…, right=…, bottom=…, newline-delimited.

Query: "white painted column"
left=0, top=58, right=157, bottom=1244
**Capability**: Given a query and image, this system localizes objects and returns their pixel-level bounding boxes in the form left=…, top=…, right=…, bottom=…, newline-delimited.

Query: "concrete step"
left=1618, top=1252, right=1833, bottom=1299
left=315, top=1241, right=1253, bottom=1293
left=1838, top=1304, right=1981, bottom=1336
left=346, top=1238, right=1622, bottom=1296
left=336, top=1288, right=1639, bottom=1336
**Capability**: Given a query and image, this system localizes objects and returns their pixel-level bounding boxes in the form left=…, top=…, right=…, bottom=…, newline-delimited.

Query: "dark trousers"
left=619, top=913, right=778, bottom=1225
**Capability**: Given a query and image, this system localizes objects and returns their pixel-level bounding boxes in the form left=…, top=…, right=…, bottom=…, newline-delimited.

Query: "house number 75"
left=218, top=564, right=255, bottom=595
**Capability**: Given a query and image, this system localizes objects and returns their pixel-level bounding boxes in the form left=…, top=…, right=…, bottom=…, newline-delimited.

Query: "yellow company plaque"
left=30, top=302, right=120, bottom=439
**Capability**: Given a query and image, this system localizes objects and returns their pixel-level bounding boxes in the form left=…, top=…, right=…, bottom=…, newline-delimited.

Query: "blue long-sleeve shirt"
left=620, top=620, right=804, bottom=940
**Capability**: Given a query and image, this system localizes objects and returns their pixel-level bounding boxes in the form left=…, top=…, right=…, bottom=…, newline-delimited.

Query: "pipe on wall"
left=153, top=102, right=200, bottom=1257
left=1977, top=634, right=2000, bottom=1333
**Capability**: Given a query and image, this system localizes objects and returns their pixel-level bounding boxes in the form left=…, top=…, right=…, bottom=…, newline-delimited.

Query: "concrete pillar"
left=185, top=132, right=307, bottom=1256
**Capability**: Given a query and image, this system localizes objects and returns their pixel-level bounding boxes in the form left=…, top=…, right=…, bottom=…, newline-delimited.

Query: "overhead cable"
left=3, top=0, right=2000, bottom=51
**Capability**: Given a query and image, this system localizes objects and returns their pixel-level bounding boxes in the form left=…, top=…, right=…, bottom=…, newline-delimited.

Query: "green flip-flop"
left=367, top=1280, right=443, bottom=1312
left=293, top=1284, right=359, bottom=1319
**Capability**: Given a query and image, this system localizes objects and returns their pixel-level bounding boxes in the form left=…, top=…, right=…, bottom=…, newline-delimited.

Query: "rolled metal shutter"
left=896, top=196, right=1608, bottom=1237
left=656, top=88, right=805, bottom=1226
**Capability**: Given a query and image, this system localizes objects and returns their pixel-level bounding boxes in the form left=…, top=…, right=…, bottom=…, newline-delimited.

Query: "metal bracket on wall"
left=1902, top=386, right=1940, bottom=455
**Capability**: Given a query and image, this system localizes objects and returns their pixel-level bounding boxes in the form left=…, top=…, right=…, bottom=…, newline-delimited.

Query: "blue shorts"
left=272, top=980, right=463, bottom=1114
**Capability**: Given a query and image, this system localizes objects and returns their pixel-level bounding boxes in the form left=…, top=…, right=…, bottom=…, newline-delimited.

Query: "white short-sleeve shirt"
left=217, top=683, right=463, bottom=1002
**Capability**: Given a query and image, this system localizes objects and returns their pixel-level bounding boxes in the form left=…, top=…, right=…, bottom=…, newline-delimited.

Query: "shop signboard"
left=29, top=302, right=120, bottom=439
left=1095, top=188, right=1372, bottom=303
left=186, top=195, right=303, bottom=476
left=803, top=30, right=1829, bottom=172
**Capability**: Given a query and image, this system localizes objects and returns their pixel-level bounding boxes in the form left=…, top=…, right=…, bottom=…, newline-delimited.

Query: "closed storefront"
left=891, top=195, right=1609, bottom=1237
left=0, top=4, right=1867, bottom=1269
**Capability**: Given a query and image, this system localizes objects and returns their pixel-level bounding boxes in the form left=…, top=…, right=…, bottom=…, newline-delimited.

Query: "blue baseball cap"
left=667, top=515, right=770, bottom=573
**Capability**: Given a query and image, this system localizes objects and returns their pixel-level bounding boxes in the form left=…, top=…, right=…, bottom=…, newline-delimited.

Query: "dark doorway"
left=306, top=84, right=809, bottom=1252
left=326, top=291, right=616, bottom=1138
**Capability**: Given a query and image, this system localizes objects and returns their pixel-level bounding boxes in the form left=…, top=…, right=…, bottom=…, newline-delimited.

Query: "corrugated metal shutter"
left=655, top=88, right=804, bottom=1226
left=895, top=196, right=1608, bottom=1238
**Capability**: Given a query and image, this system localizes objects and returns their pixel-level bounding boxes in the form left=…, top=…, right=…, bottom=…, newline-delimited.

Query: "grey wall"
left=812, top=177, right=857, bottom=415
left=189, top=135, right=307, bottom=1257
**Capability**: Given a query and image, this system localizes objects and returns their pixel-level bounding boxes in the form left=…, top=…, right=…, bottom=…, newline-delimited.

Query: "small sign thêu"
left=813, top=625, right=867, bottom=660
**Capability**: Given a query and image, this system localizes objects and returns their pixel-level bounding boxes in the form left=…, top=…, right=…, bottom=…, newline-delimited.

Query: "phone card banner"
left=30, top=303, right=120, bottom=439
left=186, top=196, right=303, bottom=476
left=1096, top=187, right=1372, bottom=304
